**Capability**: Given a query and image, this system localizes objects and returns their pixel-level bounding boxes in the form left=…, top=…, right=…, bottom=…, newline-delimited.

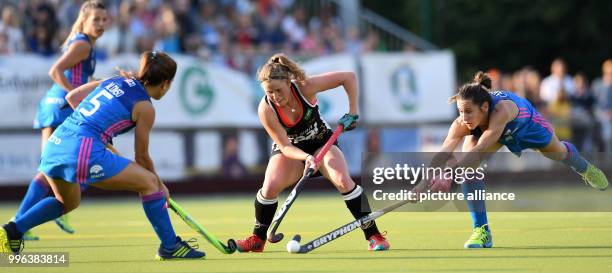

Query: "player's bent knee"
left=137, top=171, right=160, bottom=194
left=333, top=175, right=355, bottom=193
left=61, top=198, right=80, bottom=212
left=260, top=182, right=282, bottom=199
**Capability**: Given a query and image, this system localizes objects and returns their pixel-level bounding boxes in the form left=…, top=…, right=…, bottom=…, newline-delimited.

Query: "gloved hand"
left=337, top=113, right=359, bottom=132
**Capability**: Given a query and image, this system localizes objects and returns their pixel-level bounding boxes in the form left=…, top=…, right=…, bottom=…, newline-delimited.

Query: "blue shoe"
left=54, top=214, right=75, bottom=234
left=464, top=224, right=493, bottom=248
left=155, top=237, right=206, bottom=260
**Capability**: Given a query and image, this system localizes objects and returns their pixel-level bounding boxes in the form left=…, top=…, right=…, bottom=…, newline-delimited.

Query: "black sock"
left=3, top=221, right=22, bottom=240
left=343, top=185, right=379, bottom=239
left=253, top=189, right=278, bottom=241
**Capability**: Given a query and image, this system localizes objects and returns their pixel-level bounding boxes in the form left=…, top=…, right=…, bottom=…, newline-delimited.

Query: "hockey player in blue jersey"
left=1, top=51, right=205, bottom=260
left=419, top=71, right=608, bottom=249
left=13, top=0, right=107, bottom=239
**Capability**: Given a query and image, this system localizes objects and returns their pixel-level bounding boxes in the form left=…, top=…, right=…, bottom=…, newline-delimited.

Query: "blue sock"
left=15, top=175, right=50, bottom=219
left=461, top=179, right=489, bottom=230
left=14, top=197, right=64, bottom=235
left=141, top=192, right=177, bottom=250
left=561, top=141, right=589, bottom=173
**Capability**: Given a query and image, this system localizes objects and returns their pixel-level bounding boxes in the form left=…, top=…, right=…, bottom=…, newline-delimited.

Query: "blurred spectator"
left=547, top=88, right=572, bottom=141
left=173, top=0, right=199, bottom=55
left=308, top=3, right=342, bottom=37
left=254, top=7, right=285, bottom=50
left=362, top=29, right=385, bottom=52
left=281, top=6, right=306, bottom=50
left=591, top=59, right=612, bottom=152
left=96, top=1, right=136, bottom=56
left=524, top=68, right=544, bottom=111
left=129, top=0, right=156, bottom=38
left=0, top=0, right=412, bottom=61
left=569, top=73, right=597, bottom=151
left=487, top=69, right=502, bottom=90
left=511, top=69, right=527, bottom=98
left=500, top=73, right=514, bottom=91
left=300, top=28, right=323, bottom=56
left=540, top=58, right=574, bottom=104
left=0, top=5, right=25, bottom=54
left=197, top=1, right=222, bottom=53
left=0, top=32, right=8, bottom=54
left=320, top=24, right=341, bottom=54
left=28, top=24, right=55, bottom=56
left=153, top=4, right=180, bottom=53
left=26, top=2, right=58, bottom=56
left=221, top=135, right=247, bottom=178
left=344, top=26, right=362, bottom=55
left=232, top=14, right=258, bottom=50
left=57, top=0, right=81, bottom=30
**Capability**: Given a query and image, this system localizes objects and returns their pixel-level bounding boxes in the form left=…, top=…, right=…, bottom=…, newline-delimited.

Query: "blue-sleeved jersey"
left=61, top=76, right=150, bottom=143
left=471, top=91, right=553, bottom=156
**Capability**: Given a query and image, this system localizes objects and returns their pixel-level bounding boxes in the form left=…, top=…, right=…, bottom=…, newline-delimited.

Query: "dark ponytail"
left=119, top=51, right=177, bottom=86
left=448, top=71, right=493, bottom=107
left=473, top=71, right=492, bottom=90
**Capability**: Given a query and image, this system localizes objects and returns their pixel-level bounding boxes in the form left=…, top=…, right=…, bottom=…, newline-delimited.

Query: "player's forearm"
left=280, top=145, right=311, bottom=161
left=66, top=80, right=101, bottom=109
left=454, top=139, right=494, bottom=168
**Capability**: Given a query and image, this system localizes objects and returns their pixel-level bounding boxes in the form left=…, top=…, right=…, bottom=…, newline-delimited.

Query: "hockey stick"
left=289, top=197, right=411, bottom=253
left=105, top=144, right=237, bottom=254
left=168, top=198, right=237, bottom=254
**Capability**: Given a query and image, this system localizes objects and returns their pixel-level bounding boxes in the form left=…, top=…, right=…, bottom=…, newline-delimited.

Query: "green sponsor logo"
left=391, top=65, right=418, bottom=112
left=304, top=108, right=314, bottom=120
left=179, top=66, right=214, bottom=115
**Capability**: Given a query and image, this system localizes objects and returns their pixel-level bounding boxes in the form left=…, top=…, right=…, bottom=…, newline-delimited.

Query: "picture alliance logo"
left=391, top=64, right=418, bottom=112
left=179, top=66, right=215, bottom=115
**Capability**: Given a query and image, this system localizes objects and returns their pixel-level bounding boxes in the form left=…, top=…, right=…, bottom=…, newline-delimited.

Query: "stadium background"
left=0, top=1, right=611, bottom=272
left=1, top=0, right=610, bottom=197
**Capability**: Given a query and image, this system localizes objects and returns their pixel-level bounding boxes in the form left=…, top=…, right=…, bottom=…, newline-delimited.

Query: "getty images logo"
left=89, top=165, right=105, bottom=178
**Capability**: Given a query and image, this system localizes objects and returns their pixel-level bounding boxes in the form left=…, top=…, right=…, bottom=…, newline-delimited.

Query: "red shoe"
left=235, top=234, right=265, bottom=253
left=368, top=232, right=390, bottom=251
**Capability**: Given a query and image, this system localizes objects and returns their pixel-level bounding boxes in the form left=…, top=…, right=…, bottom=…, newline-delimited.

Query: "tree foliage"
left=363, top=0, right=612, bottom=80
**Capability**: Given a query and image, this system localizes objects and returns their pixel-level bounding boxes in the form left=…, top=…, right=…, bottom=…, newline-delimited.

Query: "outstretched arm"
left=456, top=100, right=517, bottom=167
left=301, top=71, right=359, bottom=115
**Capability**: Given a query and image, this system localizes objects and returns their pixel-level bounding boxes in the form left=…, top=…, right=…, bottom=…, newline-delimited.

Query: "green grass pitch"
left=1, top=194, right=611, bottom=273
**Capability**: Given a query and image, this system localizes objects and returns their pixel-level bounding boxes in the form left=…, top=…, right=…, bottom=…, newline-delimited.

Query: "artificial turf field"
left=1, top=194, right=611, bottom=273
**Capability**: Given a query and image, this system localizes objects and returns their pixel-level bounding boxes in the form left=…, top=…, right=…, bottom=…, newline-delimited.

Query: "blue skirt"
left=34, top=86, right=73, bottom=129
left=38, top=126, right=131, bottom=184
